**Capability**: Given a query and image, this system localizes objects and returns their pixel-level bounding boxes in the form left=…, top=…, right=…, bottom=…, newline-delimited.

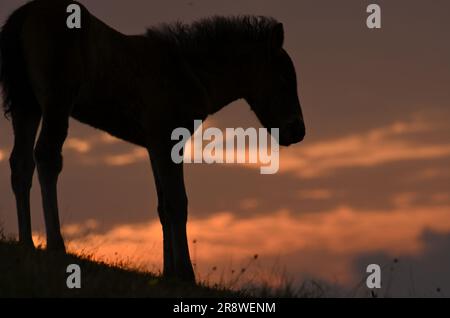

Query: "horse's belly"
left=71, top=101, right=148, bottom=147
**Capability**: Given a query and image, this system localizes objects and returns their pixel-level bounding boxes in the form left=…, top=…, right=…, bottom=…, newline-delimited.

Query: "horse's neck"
left=190, top=52, right=261, bottom=115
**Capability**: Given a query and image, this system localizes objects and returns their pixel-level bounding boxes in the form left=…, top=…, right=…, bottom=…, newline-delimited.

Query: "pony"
left=0, top=0, right=305, bottom=282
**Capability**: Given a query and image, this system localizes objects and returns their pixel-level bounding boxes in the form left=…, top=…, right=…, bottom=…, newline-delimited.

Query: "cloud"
left=65, top=138, right=92, bottom=153
left=298, top=189, right=333, bottom=200
left=392, top=192, right=418, bottom=208
left=280, top=118, right=450, bottom=178
left=104, top=148, right=148, bottom=166
left=62, top=133, right=148, bottom=166
left=56, top=117, right=450, bottom=181
left=64, top=133, right=118, bottom=154
left=62, top=219, right=99, bottom=237
left=352, top=231, right=450, bottom=297
left=410, top=167, right=450, bottom=182
left=32, top=203, right=450, bottom=286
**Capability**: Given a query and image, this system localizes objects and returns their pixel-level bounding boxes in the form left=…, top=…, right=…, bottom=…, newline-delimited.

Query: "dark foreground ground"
left=0, top=238, right=241, bottom=298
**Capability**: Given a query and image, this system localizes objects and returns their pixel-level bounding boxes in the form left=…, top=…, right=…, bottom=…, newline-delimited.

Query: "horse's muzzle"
left=279, top=119, right=305, bottom=146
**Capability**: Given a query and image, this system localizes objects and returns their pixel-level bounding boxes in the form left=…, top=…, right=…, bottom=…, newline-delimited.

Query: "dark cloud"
left=352, top=231, right=450, bottom=297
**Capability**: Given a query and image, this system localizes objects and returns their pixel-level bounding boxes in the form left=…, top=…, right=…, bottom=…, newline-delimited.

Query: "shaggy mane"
left=146, top=15, right=278, bottom=54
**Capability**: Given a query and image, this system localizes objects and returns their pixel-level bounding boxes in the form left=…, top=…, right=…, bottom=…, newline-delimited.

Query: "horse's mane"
left=146, top=15, right=278, bottom=56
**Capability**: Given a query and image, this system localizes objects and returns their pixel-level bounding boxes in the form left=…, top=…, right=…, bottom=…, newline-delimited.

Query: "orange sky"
left=1, top=0, right=450, bottom=296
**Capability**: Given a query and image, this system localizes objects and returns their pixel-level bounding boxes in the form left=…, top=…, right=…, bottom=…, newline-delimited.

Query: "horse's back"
left=16, top=1, right=129, bottom=108
left=11, top=0, right=158, bottom=145
left=5, top=0, right=209, bottom=148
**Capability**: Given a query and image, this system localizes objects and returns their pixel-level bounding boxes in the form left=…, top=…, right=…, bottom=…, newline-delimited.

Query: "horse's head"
left=245, top=23, right=305, bottom=147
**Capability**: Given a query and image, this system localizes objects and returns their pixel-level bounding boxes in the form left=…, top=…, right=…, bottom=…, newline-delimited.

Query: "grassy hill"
left=0, top=238, right=240, bottom=298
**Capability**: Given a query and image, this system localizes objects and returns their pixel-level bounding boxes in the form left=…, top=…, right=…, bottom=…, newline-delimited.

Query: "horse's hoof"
left=181, top=275, right=196, bottom=285
left=46, top=242, right=66, bottom=254
left=176, top=272, right=196, bottom=285
left=163, top=270, right=196, bottom=285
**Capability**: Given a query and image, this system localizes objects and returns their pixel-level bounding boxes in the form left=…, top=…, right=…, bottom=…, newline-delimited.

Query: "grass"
left=0, top=229, right=325, bottom=298
left=194, top=254, right=330, bottom=298
left=0, top=236, right=242, bottom=298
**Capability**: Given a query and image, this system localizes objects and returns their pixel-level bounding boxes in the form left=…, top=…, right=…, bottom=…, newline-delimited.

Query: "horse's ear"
left=269, top=23, right=284, bottom=51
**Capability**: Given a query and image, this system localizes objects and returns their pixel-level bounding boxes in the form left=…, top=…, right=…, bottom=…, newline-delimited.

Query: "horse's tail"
left=0, top=2, right=35, bottom=118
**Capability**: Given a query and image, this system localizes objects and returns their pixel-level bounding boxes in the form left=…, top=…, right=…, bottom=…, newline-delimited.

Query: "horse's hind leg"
left=9, top=106, right=41, bottom=247
left=34, top=105, right=71, bottom=252
left=26, top=24, right=82, bottom=252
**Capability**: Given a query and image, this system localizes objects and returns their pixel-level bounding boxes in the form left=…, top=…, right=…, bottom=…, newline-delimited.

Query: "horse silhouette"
left=0, top=0, right=305, bottom=282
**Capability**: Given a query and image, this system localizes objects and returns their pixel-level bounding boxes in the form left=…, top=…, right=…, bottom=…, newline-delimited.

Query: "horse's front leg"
left=150, top=156, right=175, bottom=277
left=149, top=149, right=195, bottom=283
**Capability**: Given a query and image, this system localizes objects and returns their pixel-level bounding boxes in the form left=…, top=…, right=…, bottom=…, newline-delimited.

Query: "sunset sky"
left=1, top=0, right=450, bottom=296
